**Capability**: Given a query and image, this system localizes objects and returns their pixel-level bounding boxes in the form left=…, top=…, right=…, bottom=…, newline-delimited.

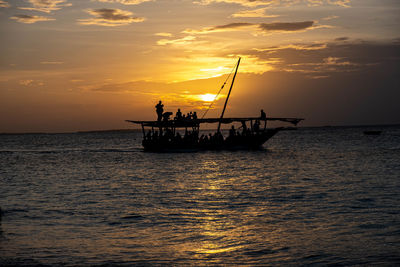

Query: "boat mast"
left=217, top=57, right=241, bottom=133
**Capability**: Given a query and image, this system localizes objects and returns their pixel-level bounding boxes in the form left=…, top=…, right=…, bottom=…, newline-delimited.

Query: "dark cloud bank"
left=187, top=21, right=315, bottom=33
left=232, top=39, right=400, bottom=126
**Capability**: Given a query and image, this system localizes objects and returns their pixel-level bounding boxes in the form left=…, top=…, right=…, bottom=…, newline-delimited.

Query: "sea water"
left=1, top=126, right=399, bottom=265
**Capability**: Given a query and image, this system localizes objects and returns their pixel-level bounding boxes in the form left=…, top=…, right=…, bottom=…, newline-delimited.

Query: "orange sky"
left=0, top=0, right=399, bottom=132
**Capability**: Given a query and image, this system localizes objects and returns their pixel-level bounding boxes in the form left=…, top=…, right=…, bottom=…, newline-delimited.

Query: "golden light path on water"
left=2, top=128, right=400, bottom=265
left=178, top=159, right=258, bottom=258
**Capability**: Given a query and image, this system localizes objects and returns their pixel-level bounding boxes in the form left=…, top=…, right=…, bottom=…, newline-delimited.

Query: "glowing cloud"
left=184, top=21, right=315, bottom=34
left=322, top=15, right=339, bottom=20
left=18, top=0, right=71, bottom=13
left=194, top=0, right=351, bottom=7
left=10, top=14, right=55, bottom=24
left=78, top=8, right=145, bottom=27
left=282, top=54, right=358, bottom=73
left=184, top=23, right=256, bottom=34
left=328, top=0, right=350, bottom=7
left=0, top=0, right=10, bottom=8
left=96, top=0, right=153, bottom=4
left=19, top=79, right=34, bottom=86
left=194, top=0, right=286, bottom=7
left=155, top=32, right=173, bottom=37
left=253, top=42, right=327, bottom=52
left=157, top=36, right=197, bottom=46
left=165, top=55, right=280, bottom=81
left=231, top=7, right=279, bottom=18
left=323, top=56, right=352, bottom=66
left=18, top=79, right=44, bottom=86
left=40, top=61, right=64, bottom=64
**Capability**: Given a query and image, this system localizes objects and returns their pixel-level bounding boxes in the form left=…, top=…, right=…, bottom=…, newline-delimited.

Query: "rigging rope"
left=200, top=62, right=238, bottom=119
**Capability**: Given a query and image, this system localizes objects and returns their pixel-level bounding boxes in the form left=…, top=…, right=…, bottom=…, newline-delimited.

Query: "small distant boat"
left=364, top=130, right=382, bottom=135
left=126, top=58, right=304, bottom=152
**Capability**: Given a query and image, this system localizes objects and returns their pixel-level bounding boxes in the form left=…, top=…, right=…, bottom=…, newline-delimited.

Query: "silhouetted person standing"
left=155, top=101, right=164, bottom=122
left=260, top=109, right=266, bottom=120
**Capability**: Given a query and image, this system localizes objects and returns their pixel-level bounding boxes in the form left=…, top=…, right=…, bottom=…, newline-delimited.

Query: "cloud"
left=95, top=0, right=153, bottom=4
left=194, top=0, right=351, bottom=7
left=184, top=21, right=315, bottom=34
left=306, top=75, right=330, bottom=79
left=157, top=36, right=197, bottom=46
left=308, top=0, right=349, bottom=7
left=91, top=80, right=163, bottom=93
left=323, top=56, right=352, bottom=66
left=253, top=43, right=327, bottom=52
left=18, top=0, right=71, bottom=13
left=259, top=21, right=314, bottom=32
left=334, top=37, right=349, bottom=42
left=281, top=56, right=357, bottom=73
left=19, top=79, right=34, bottom=86
left=0, top=0, right=10, bottom=8
left=155, top=32, right=173, bottom=37
left=78, top=8, right=145, bottom=26
left=18, top=79, right=44, bottom=86
left=40, top=61, right=64, bottom=64
left=231, top=7, right=279, bottom=18
left=322, top=15, right=339, bottom=20
left=184, top=23, right=256, bottom=34
left=328, top=0, right=350, bottom=7
left=247, top=38, right=400, bottom=75
left=10, top=14, right=55, bottom=24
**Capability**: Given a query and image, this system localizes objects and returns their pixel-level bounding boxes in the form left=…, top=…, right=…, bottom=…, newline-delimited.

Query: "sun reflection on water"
left=183, top=159, right=247, bottom=257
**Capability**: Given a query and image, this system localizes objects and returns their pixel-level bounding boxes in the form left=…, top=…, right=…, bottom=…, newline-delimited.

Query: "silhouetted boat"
left=364, top=130, right=382, bottom=135
left=126, top=58, right=304, bottom=151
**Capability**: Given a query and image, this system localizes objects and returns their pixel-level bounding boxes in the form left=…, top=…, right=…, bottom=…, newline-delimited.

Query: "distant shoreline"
left=0, top=129, right=140, bottom=135
left=1, top=123, right=399, bottom=135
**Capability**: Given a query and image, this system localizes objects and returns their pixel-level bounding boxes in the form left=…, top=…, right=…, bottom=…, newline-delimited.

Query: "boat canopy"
left=126, top=117, right=303, bottom=128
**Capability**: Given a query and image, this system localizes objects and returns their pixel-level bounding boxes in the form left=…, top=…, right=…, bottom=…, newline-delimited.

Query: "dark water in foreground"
left=1, top=126, right=400, bottom=266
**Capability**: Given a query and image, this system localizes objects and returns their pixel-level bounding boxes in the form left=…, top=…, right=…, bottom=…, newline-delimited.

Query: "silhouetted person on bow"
left=155, top=100, right=164, bottom=122
left=260, top=109, right=266, bottom=120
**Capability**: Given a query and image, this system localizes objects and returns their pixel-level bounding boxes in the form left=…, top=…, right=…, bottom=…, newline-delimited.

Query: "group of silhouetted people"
left=145, top=128, right=228, bottom=148
left=144, top=129, right=199, bottom=145
left=156, top=100, right=266, bottom=122
left=148, top=101, right=268, bottom=147
left=156, top=101, right=198, bottom=122
left=174, top=109, right=197, bottom=121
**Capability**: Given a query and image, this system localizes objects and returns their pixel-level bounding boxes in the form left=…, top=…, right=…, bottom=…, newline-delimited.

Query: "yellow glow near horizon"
left=199, top=93, right=218, bottom=102
left=182, top=93, right=224, bottom=107
left=160, top=55, right=276, bottom=82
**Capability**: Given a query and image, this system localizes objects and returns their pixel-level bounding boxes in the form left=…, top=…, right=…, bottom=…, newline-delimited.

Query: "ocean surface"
left=1, top=126, right=400, bottom=266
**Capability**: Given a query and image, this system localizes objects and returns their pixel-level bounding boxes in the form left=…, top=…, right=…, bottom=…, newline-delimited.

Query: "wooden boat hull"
left=141, top=128, right=281, bottom=152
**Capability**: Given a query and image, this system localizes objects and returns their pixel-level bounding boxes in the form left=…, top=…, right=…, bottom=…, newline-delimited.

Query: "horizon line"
left=1, top=123, right=399, bottom=135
